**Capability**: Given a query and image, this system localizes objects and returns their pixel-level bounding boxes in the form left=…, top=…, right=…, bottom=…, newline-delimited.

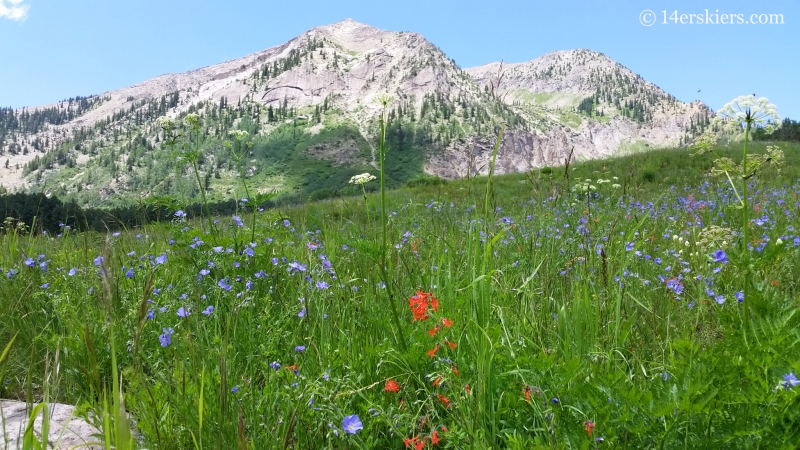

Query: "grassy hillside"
left=2, top=140, right=799, bottom=448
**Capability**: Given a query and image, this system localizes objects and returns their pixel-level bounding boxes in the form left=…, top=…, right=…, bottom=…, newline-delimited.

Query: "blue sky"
left=1, top=0, right=798, bottom=118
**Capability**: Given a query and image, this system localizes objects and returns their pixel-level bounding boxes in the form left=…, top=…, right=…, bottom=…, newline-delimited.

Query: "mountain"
left=0, top=19, right=712, bottom=207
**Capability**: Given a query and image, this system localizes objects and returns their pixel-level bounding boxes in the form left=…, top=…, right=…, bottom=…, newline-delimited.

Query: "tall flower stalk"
left=229, top=130, right=256, bottom=243
left=183, top=113, right=214, bottom=232
left=376, top=95, right=407, bottom=351
left=705, top=96, right=781, bottom=328
left=349, top=173, right=376, bottom=225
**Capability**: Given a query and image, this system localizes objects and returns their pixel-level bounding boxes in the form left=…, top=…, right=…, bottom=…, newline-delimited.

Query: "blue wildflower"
left=342, top=415, right=363, bottom=434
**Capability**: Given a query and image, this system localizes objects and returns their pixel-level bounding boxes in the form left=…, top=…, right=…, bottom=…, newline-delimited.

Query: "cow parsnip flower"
left=229, top=130, right=249, bottom=141
left=349, top=173, right=377, bottom=185
left=156, top=116, right=176, bottom=132
left=714, top=96, right=781, bottom=133
left=184, top=113, right=201, bottom=131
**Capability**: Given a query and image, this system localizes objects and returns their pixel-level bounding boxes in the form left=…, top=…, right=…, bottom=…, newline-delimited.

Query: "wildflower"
left=174, top=210, right=186, bottom=218
left=177, top=307, right=190, bottom=317
left=202, top=306, right=214, bottom=315
left=427, top=343, right=440, bottom=358
left=155, top=253, right=167, bottom=265
left=551, top=398, right=559, bottom=404
left=40, top=283, right=49, bottom=289
left=715, top=95, right=781, bottom=133
left=298, top=307, right=306, bottom=318
left=711, top=249, right=728, bottom=264
left=146, top=309, right=155, bottom=320
left=269, top=361, right=281, bottom=370
left=735, top=291, right=745, bottom=302
left=93, top=256, right=104, bottom=266
left=68, top=268, right=77, bottom=276
left=384, top=379, right=400, bottom=393
left=159, top=328, right=174, bottom=347
left=24, top=258, right=35, bottom=268
left=231, top=387, right=238, bottom=393
left=316, top=280, right=330, bottom=290
left=295, top=345, right=306, bottom=352
left=218, top=279, right=232, bottom=291
left=440, top=317, right=453, bottom=328
left=523, top=386, right=532, bottom=402
left=287, top=261, right=307, bottom=274
left=782, top=373, right=800, bottom=390
left=342, top=414, right=363, bottom=434
left=125, top=268, right=134, bottom=278
left=232, top=216, right=243, bottom=227
left=431, top=430, right=441, bottom=445
left=349, top=173, right=377, bottom=185
left=436, top=394, right=451, bottom=408
left=584, top=420, right=596, bottom=436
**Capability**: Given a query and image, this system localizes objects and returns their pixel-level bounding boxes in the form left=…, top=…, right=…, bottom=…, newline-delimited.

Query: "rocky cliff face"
left=0, top=19, right=711, bottom=202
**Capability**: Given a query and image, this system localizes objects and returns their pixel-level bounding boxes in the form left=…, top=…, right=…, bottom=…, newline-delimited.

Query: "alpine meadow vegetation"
left=1, top=96, right=800, bottom=449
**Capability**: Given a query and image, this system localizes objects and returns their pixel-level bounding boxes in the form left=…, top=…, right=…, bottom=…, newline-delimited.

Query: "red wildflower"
left=433, top=376, right=442, bottom=387
left=463, top=384, right=471, bottom=394
left=428, top=325, right=440, bottom=337
left=437, top=394, right=451, bottom=408
left=440, top=317, right=453, bottom=328
left=403, top=436, right=417, bottom=448
left=523, top=385, right=532, bottom=402
left=431, top=430, right=441, bottom=445
left=384, top=379, right=400, bottom=393
left=584, top=420, right=595, bottom=436
left=441, top=426, right=448, bottom=433
left=415, top=438, right=427, bottom=450
left=451, top=365, right=459, bottom=376
left=444, top=339, right=456, bottom=350
left=429, top=295, right=439, bottom=312
left=427, top=343, right=440, bottom=358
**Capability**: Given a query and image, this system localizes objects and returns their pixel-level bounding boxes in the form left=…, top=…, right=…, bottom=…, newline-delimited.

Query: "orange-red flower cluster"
left=384, top=379, right=400, bottom=393
left=409, top=290, right=439, bottom=321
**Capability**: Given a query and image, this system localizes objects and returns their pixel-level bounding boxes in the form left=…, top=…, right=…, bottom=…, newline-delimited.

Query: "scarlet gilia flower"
left=432, top=376, right=442, bottom=387
left=430, top=430, right=441, bottom=445
left=440, top=317, right=453, bottom=328
left=437, top=394, right=451, bottom=408
left=463, top=384, right=471, bottom=394
left=584, top=420, right=595, bottom=436
left=444, top=339, right=456, bottom=350
left=428, top=325, right=440, bottom=337
left=451, top=365, right=459, bottom=376
left=384, top=379, right=400, bottom=393
left=523, top=385, right=532, bottom=402
left=427, top=343, right=440, bottom=358
left=409, top=291, right=430, bottom=321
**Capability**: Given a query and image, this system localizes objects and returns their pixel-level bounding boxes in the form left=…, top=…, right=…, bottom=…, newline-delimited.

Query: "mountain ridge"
left=0, top=19, right=712, bottom=206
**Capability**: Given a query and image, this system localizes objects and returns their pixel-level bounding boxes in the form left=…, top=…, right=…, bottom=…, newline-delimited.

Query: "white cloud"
left=0, top=0, right=30, bottom=21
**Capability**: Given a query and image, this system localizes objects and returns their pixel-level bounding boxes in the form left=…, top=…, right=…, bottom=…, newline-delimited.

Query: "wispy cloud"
left=0, top=0, right=30, bottom=21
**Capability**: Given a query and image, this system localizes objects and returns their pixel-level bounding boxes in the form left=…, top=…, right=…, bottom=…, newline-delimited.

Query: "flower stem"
left=378, top=104, right=406, bottom=352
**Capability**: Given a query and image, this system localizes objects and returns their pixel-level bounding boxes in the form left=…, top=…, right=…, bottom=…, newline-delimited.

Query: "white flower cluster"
left=349, top=173, right=377, bottom=185
left=229, top=130, right=249, bottom=140
left=714, top=95, right=781, bottom=133
left=156, top=116, right=175, bottom=131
